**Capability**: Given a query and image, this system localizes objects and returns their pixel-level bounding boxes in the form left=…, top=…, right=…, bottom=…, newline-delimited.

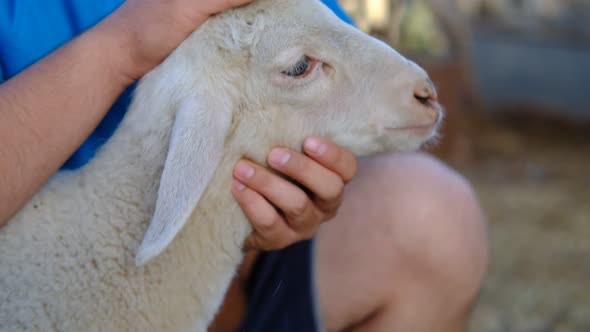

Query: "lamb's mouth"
left=383, top=122, right=437, bottom=136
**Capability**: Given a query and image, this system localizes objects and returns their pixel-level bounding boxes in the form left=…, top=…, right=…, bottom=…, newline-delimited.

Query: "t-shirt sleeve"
left=0, top=0, right=12, bottom=83
left=322, top=0, right=355, bottom=26
left=0, top=63, right=4, bottom=84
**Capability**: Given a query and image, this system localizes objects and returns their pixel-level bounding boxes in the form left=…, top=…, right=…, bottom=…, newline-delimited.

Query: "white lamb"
left=0, top=0, right=442, bottom=331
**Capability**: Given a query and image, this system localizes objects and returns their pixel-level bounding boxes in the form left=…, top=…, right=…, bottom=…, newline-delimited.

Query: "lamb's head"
left=219, top=0, right=442, bottom=156
left=136, top=0, right=442, bottom=265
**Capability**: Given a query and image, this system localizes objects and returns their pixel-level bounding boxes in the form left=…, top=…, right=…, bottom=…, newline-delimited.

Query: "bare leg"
left=316, top=152, right=488, bottom=332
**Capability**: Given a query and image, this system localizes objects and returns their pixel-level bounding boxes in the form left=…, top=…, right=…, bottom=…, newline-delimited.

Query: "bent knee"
left=357, top=152, right=489, bottom=302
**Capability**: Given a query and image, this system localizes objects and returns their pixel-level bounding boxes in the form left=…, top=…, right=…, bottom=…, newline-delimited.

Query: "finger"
left=216, top=0, right=254, bottom=12
left=267, top=148, right=345, bottom=207
left=303, top=136, right=358, bottom=183
left=233, top=160, right=320, bottom=233
left=231, top=179, right=298, bottom=251
left=195, top=0, right=254, bottom=14
left=314, top=193, right=343, bottom=220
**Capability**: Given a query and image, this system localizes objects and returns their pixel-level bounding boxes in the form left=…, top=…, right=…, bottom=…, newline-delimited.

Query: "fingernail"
left=236, top=161, right=255, bottom=179
left=269, top=149, right=291, bottom=166
left=305, top=137, right=327, bottom=156
left=232, top=178, right=246, bottom=191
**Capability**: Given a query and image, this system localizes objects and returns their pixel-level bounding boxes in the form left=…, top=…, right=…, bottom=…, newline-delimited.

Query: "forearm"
left=0, top=17, right=136, bottom=225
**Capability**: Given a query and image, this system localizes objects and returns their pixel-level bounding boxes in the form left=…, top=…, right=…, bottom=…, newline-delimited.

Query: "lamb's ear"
left=135, top=93, right=232, bottom=266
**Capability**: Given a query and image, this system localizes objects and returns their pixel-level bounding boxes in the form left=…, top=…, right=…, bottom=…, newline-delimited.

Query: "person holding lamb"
left=0, top=0, right=488, bottom=331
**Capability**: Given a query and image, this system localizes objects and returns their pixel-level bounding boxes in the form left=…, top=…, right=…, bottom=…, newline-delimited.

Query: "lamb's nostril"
left=415, top=94, right=432, bottom=106
left=413, top=78, right=438, bottom=108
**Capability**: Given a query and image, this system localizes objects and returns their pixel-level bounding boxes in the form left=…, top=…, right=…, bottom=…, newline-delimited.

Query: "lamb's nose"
left=413, top=78, right=438, bottom=108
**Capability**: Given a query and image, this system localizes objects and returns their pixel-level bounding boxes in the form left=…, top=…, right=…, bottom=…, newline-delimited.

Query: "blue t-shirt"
left=0, top=0, right=353, bottom=169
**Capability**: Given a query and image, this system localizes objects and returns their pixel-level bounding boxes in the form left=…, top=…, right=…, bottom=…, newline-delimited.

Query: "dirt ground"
left=342, top=2, right=590, bottom=328
left=439, top=111, right=590, bottom=332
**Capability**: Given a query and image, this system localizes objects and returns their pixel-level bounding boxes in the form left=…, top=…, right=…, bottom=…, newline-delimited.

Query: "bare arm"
left=0, top=0, right=252, bottom=225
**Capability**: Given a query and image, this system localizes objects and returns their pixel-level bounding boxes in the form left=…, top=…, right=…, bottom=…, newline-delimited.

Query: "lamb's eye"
left=283, top=56, right=312, bottom=77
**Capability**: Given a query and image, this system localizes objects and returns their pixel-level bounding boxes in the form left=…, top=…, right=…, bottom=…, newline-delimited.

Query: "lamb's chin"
left=392, top=128, right=442, bottom=153
left=418, top=130, right=440, bottom=150
left=336, top=137, right=416, bottom=157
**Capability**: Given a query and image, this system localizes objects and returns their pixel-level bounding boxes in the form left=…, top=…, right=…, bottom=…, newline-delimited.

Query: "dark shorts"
left=238, top=239, right=321, bottom=332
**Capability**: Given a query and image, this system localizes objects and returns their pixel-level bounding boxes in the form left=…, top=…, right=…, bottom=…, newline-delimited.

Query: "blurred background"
left=339, top=0, right=590, bottom=331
